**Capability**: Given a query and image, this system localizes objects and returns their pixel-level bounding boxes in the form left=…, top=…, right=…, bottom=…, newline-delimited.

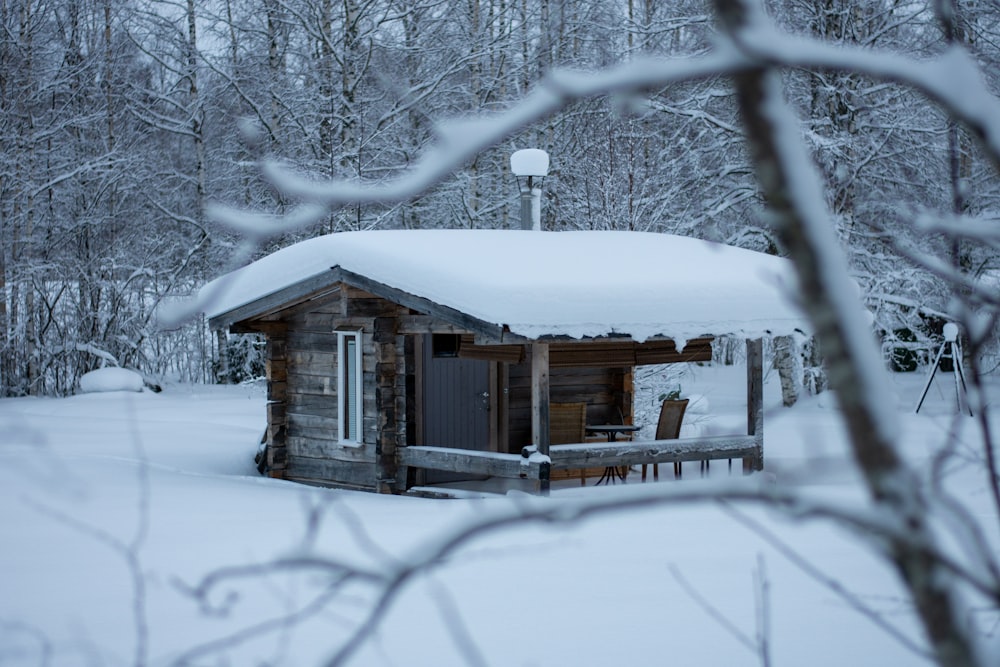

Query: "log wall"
left=264, top=323, right=288, bottom=477
left=253, top=287, right=412, bottom=491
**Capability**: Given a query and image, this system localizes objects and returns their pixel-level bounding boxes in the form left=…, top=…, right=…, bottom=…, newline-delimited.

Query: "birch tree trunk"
left=186, top=0, right=206, bottom=215
left=0, top=0, right=11, bottom=395
left=772, top=334, right=802, bottom=407
left=18, top=0, right=37, bottom=395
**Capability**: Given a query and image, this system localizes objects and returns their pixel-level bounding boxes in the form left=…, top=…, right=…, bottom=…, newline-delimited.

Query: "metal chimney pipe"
left=520, top=176, right=537, bottom=231
left=510, top=149, right=549, bottom=231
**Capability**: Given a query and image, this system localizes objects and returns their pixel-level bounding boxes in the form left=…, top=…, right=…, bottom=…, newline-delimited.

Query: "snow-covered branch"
left=714, top=1, right=987, bottom=664
left=250, top=13, right=1000, bottom=227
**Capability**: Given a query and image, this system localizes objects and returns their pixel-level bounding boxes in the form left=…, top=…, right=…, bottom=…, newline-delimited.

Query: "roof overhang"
left=209, top=265, right=515, bottom=342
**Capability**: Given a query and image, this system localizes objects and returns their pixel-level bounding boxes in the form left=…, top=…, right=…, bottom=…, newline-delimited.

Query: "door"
left=421, top=335, right=491, bottom=483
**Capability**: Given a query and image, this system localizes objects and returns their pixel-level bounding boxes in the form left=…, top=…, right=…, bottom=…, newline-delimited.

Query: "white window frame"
left=337, top=331, right=363, bottom=443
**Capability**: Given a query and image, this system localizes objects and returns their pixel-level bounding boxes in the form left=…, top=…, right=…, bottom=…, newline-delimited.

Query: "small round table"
left=585, top=424, right=641, bottom=485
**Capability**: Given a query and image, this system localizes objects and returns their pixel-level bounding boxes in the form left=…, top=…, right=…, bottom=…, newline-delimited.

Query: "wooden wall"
left=263, top=323, right=288, bottom=476
left=253, top=286, right=414, bottom=491
left=506, top=362, right=631, bottom=453
left=246, top=283, right=703, bottom=490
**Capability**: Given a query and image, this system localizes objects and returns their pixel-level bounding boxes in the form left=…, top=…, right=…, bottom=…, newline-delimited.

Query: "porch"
left=396, top=338, right=765, bottom=494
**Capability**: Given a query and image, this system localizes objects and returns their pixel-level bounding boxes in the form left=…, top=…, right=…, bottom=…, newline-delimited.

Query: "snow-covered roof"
left=201, top=230, right=808, bottom=344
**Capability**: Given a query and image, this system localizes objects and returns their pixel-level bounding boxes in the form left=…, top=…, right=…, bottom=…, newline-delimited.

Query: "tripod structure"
left=914, top=323, right=972, bottom=416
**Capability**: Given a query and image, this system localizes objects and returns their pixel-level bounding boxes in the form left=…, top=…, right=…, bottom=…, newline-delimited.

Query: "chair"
left=550, top=402, right=587, bottom=444
left=549, top=402, right=588, bottom=485
left=642, top=398, right=689, bottom=482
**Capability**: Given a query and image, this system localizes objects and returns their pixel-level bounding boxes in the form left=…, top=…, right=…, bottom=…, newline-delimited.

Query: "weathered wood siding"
left=281, top=292, right=370, bottom=488
left=248, top=287, right=410, bottom=490
left=506, top=363, right=629, bottom=453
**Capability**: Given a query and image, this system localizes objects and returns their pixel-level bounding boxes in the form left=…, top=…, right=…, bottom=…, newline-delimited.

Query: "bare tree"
left=179, top=2, right=1000, bottom=666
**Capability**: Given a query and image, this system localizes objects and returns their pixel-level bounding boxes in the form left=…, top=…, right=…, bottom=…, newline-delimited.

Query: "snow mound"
left=79, top=367, right=145, bottom=393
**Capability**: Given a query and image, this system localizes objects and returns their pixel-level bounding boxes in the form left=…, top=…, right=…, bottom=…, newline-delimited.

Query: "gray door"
left=422, top=337, right=491, bottom=483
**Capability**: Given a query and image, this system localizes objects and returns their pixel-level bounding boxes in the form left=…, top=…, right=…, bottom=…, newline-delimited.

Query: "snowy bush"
left=78, top=368, right=145, bottom=393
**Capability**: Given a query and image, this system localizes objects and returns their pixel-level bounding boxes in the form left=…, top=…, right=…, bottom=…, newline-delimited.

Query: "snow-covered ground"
left=1, top=364, right=997, bottom=666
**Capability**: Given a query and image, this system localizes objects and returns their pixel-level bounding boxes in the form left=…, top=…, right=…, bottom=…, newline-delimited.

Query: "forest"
left=2, top=0, right=999, bottom=396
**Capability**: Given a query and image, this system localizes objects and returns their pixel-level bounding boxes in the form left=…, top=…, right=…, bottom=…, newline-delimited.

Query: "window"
left=337, top=331, right=363, bottom=442
left=432, top=333, right=461, bottom=358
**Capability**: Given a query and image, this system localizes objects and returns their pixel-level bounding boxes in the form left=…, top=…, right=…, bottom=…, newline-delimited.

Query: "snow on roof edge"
left=199, top=230, right=810, bottom=342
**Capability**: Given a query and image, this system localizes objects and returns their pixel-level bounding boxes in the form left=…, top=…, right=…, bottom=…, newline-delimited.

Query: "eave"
left=209, top=265, right=517, bottom=343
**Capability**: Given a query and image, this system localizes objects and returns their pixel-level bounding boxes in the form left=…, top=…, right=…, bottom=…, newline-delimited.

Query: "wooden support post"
left=393, top=332, right=411, bottom=493
left=373, top=317, right=398, bottom=494
left=531, top=342, right=551, bottom=494
left=265, top=326, right=288, bottom=478
left=745, top=337, right=764, bottom=473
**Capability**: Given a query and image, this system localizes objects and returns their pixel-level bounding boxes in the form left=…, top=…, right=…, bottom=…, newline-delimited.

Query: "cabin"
left=201, top=230, right=808, bottom=494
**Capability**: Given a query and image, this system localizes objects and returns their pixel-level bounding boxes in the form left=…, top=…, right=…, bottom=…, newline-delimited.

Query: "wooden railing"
left=398, top=446, right=543, bottom=479
left=398, top=434, right=762, bottom=485
left=548, top=434, right=760, bottom=470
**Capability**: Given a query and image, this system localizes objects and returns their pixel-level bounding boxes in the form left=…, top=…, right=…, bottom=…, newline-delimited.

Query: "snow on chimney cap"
left=510, top=149, right=549, bottom=177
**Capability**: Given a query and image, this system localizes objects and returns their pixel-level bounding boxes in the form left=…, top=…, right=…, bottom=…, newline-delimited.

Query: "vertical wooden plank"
left=414, top=334, right=424, bottom=446
left=394, top=332, right=409, bottom=493
left=531, top=342, right=551, bottom=494
left=412, top=334, right=426, bottom=487
left=498, top=362, right=510, bottom=454
left=746, top=337, right=764, bottom=472
left=622, top=366, right=634, bottom=424
left=373, top=317, right=397, bottom=494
